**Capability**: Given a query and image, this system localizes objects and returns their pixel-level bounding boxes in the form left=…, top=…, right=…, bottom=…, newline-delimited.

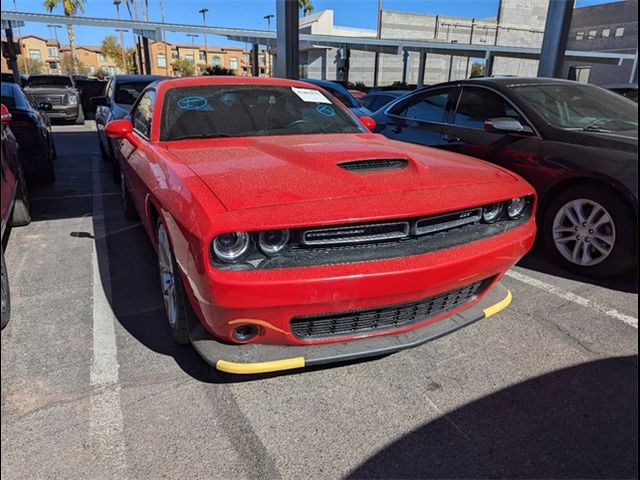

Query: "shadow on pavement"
left=348, top=356, right=638, bottom=479
left=516, top=242, right=638, bottom=294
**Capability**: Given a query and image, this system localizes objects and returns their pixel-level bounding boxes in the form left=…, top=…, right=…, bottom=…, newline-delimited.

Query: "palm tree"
left=298, top=0, right=313, bottom=17
left=43, top=0, right=85, bottom=74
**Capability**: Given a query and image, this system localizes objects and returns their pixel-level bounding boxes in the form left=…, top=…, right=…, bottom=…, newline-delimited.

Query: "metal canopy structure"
left=2, top=9, right=636, bottom=79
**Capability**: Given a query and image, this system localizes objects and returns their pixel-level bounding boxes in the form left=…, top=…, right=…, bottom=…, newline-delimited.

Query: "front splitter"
left=188, top=282, right=512, bottom=375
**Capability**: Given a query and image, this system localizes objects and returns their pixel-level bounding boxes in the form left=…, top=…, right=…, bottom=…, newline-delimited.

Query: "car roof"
left=365, top=90, right=407, bottom=97
left=112, top=74, right=168, bottom=83
left=302, top=78, right=349, bottom=92
left=153, top=76, right=337, bottom=92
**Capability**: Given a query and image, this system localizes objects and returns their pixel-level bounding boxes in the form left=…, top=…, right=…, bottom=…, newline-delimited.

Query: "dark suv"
left=23, top=74, right=84, bottom=124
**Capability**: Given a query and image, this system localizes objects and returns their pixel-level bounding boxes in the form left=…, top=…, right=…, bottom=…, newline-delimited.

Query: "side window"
left=132, top=91, right=155, bottom=138
left=390, top=89, right=454, bottom=123
left=372, top=95, right=394, bottom=111
left=453, top=87, right=526, bottom=129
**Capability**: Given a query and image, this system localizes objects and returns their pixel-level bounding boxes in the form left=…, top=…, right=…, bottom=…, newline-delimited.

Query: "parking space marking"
left=506, top=269, right=638, bottom=329
left=31, top=192, right=120, bottom=201
left=90, top=154, right=127, bottom=475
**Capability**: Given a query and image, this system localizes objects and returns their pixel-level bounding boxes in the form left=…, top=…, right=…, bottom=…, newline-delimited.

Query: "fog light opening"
left=232, top=324, right=259, bottom=342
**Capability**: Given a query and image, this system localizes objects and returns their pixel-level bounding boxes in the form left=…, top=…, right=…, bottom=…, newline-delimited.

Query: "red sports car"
left=106, top=77, right=536, bottom=375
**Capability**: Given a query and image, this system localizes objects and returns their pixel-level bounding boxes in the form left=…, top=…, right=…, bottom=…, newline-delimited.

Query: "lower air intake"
left=290, top=278, right=492, bottom=339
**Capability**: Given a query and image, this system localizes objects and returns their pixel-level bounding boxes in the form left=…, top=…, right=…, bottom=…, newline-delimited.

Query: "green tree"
left=61, top=53, right=90, bottom=75
left=298, top=0, right=313, bottom=16
left=203, top=65, right=235, bottom=76
left=101, top=35, right=126, bottom=72
left=470, top=63, right=485, bottom=78
left=24, top=58, right=46, bottom=75
left=172, top=58, right=196, bottom=77
left=43, top=0, right=85, bottom=75
left=126, top=47, right=139, bottom=74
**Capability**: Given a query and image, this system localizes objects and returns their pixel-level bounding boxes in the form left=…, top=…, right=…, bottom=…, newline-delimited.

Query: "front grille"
left=290, top=278, right=492, bottom=339
left=338, top=158, right=408, bottom=172
left=303, top=221, right=410, bottom=246
left=32, top=94, right=65, bottom=106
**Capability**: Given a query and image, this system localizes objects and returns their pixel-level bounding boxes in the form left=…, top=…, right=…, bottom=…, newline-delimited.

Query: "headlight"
left=68, top=94, right=78, bottom=105
left=212, top=232, right=251, bottom=262
left=507, top=197, right=527, bottom=219
left=258, top=229, right=290, bottom=255
left=482, top=203, right=504, bottom=223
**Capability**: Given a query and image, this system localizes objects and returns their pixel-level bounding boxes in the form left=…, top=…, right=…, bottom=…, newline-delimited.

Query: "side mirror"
left=39, top=102, right=53, bottom=111
left=91, top=96, right=109, bottom=107
left=0, top=104, right=11, bottom=123
left=359, top=116, right=377, bottom=132
left=105, top=119, right=134, bottom=140
left=484, top=117, right=533, bottom=134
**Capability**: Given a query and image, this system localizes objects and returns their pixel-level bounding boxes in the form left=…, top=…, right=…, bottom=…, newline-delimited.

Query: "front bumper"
left=46, top=106, right=79, bottom=120
left=189, top=282, right=512, bottom=374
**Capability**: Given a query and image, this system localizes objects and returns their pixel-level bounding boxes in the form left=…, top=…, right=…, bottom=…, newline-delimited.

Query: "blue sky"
left=9, top=0, right=622, bottom=49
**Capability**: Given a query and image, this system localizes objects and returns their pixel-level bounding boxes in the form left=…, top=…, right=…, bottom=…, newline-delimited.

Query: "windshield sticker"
left=177, top=96, right=210, bottom=111
left=291, top=87, right=332, bottom=104
left=315, top=104, right=336, bottom=117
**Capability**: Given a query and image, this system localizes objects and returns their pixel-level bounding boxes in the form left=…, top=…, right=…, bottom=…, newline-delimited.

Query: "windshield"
left=160, top=85, right=364, bottom=141
left=511, top=83, right=638, bottom=132
left=115, top=81, right=154, bottom=105
left=26, top=76, right=73, bottom=88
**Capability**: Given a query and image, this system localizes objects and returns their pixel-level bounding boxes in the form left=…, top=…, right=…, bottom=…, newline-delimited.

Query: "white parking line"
left=505, top=269, right=638, bottom=329
left=90, top=155, right=127, bottom=475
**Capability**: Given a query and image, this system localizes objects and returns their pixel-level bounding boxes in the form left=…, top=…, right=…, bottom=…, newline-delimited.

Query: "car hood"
left=164, top=133, right=521, bottom=211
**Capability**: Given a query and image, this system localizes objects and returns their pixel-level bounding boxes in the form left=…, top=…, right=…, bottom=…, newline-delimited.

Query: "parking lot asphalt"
left=1, top=122, right=638, bottom=480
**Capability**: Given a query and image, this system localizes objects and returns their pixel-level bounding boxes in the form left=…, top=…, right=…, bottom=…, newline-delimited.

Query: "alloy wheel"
left=157, top=224, right=178, bottom=328
left=552, top=198, right=616, bottom=267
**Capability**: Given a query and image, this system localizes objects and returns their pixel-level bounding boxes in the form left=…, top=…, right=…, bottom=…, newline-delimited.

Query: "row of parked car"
left=1, top=74, right=637, bottom=377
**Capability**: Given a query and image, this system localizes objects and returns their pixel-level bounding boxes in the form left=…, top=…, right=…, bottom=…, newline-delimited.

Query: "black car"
left=360, top=90, right=409, bottom=113
left=1, top=72, right=28, bottom=87
left=23, top=74, right=84, bottom=124
left=1, top=103, right=31, bottom=329
left=92, top=74, right=166, bottom=168
left=372, top=77, right=637, bottom=277
left=605, top=83, right=638, bottom=103
left=1, top=82, right=56, bottom=183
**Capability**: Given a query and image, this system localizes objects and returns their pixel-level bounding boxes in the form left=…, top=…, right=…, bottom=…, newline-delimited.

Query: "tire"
left=1, top=250, right=10, bottom=330
left=10, top=169, right=31, bottom=227
left=542, top=185, right=636, bottom=278
left=120, top=172, right=138, bottom=221
left=156, top=219, right=191, bottom=344
left=99, top=136, right=111, bottom=163
left=74, top=108, right=85, bottom=125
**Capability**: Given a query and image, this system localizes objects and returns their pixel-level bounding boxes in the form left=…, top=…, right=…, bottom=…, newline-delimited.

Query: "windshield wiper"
left=170, top=133, right=234, bottom=141
left=582, top=125, right=613, bottom=133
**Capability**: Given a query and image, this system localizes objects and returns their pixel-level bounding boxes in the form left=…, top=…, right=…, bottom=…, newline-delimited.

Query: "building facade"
left=300, top=0, right=551, bottom=86
left=562, top=0, right=638, bottom=85
left=1, top=35, right=62, bottom=75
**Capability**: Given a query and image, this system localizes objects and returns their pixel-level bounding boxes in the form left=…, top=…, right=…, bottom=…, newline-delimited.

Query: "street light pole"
left=113, top=1, right=127, bottom=73
left=115, top=29, right=128, bottom=73
left=187, top=34, right=199, bottom=74
left=199, top=8, right=209, bottom=67
left=264, top=14, right=274, bottom=77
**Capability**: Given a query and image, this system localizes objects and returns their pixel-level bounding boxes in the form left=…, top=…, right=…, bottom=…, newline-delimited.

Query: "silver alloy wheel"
left=552, top=198, right=616, bottom=267
left=157, top=224, right=178, bottom=328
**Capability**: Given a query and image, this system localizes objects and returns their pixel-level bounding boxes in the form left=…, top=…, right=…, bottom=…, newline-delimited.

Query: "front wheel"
left=543, top=185, right=636, bottom=278
left=10, top=168, right=31, bottom=227
left=156, top=220, right=191, bottom=344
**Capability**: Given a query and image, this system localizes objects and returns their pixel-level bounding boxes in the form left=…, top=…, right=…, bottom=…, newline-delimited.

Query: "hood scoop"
left=337, top=158, right=409, bottom=173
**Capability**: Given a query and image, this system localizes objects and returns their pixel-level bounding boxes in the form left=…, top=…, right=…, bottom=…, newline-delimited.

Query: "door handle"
left=442, top=134, right=461, bottom=143
left=391, top=125, right=402, bottom=134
